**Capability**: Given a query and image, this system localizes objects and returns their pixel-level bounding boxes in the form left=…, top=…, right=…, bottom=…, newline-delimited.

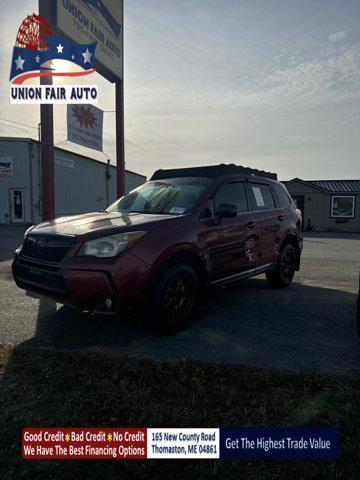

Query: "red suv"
left=13, top=164, right=302, bottom=334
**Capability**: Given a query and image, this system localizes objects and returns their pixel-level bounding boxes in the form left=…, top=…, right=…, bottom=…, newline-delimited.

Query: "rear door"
left=245, top=181, right=279, bottom=265
left=199, top=180, right=261, bottom=279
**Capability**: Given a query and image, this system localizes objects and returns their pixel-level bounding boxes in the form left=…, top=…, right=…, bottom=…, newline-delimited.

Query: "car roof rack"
left=150, top=164, right=277, bottom=181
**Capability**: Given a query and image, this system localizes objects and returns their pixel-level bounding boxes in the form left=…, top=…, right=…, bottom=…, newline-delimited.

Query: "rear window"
left=272, top=183, right=291, bottom=208
left=248, top=183, right=275, bottom=211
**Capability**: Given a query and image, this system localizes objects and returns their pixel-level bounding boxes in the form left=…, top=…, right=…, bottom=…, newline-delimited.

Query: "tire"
left=148, top=263, right=199, bottom=335
left=266, top=243, right=296, bottom=288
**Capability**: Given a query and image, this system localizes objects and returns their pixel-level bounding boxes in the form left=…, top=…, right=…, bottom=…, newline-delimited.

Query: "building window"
left=330, top=196, right=355, bottom=218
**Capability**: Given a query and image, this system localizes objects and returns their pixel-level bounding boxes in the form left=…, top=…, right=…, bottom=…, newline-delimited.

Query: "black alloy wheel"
left=279, top=247, right=296, bottom=284
left=161, top=275, right=194, bottom=325
left=148, top=263, right=199, bottom=335
left=266, top=243, right=297, bottom=288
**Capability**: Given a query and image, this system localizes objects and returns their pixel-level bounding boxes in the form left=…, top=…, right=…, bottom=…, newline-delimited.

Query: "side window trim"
left=211, top=179, right=250, bottom=216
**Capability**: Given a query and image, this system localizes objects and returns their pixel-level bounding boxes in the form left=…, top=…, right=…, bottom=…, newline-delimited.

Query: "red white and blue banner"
left=9, top=13, right=99, bottom=104
left=22, top=428, right=339, bottom=460
left=10, top=35, right=96, bottom=84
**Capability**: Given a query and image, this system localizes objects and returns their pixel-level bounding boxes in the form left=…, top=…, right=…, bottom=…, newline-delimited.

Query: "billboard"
left=67, top=104, right=103, bottom=151
left=54, top=0, right=123, bottom=83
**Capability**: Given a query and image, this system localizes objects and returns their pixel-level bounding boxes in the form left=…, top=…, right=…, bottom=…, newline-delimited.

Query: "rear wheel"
left=148, top=263, right=199, bottom=335
left=266, top=243, right=296, bottom=288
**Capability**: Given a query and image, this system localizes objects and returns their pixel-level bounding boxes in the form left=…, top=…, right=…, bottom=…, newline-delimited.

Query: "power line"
left=0, top=121, right=31, bottom=133
left=0, top=116, right=38, bottom=131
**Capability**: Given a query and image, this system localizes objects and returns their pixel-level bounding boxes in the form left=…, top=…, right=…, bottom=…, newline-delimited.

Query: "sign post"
left=116, top=0, right=125, bottom=197
left=39, top=0, right=55, bottom=221
left=116, top=80, right=125, bottom=197
left=54, top=0, right=125, bottom=197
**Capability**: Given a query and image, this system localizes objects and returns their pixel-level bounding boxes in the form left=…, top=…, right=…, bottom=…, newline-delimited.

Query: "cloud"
left=329, top=31, right=347, bottom=42
left=222, top=41, right=360, bottom=111
left=284, top=133, right=334, bottom=143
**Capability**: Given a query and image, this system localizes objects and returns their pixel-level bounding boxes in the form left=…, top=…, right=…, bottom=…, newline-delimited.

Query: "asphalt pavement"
left=0, top=225, right=359, bottom=372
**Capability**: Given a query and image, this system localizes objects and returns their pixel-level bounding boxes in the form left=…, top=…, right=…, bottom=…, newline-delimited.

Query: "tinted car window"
left=248, top=183, right=275, bottom=211
left=214, top=182, right=248, bottom=214
left=200, top=199, right=214, bottom=219
left=107, top=177, right=211, bottom=215
left=272, top=183, right=291, bottom=208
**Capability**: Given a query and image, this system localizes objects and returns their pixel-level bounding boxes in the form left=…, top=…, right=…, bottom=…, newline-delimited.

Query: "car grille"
left=13, top=259, right=68, bottom=296
left=20, top=234, right=74, bottom=263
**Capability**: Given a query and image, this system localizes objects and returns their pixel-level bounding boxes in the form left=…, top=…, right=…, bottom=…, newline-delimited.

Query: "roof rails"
left=150, top=164, right=277, bottom=181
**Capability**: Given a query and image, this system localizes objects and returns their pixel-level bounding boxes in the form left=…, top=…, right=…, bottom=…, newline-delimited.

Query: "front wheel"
left=148, top=263, right=199, bottom=335
left=266, top=243, right=296, bottom=288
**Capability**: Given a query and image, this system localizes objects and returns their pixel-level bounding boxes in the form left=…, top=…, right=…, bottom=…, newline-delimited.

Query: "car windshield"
left=106, top=177, right=211, bottom=215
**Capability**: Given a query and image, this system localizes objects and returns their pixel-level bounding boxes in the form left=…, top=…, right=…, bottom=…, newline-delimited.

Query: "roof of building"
left=284, top=178, right=360, bottom=194
left=308, top=180, right=360, bottom=193
left=0, top=136, right=146, bottom=179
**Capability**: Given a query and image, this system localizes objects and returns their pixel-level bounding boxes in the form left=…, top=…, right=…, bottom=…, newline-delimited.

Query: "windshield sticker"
left=252, top=187, right=265, bottom=207
left=169, top=207, right=186, bottom=214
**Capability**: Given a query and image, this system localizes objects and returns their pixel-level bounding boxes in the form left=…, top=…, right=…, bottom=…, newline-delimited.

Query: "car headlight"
left=77, top=231, right=146, bottom=258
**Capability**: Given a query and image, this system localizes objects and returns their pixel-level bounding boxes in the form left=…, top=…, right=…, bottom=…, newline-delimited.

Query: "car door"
left=199, top=180, right=261, bottom=280
left=246, top=181, right=280, bottom=265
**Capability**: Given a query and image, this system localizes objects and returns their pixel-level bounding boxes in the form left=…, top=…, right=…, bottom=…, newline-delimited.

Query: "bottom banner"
left=22, top=428, right=339, bottom=460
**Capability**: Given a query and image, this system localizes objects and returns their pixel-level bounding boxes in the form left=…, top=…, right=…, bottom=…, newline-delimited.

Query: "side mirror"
left=215, top=203, right=237, bottom=219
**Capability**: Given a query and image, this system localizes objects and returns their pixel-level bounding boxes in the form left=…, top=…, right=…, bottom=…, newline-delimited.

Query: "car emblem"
left=36, top=237, right=48, bottom=248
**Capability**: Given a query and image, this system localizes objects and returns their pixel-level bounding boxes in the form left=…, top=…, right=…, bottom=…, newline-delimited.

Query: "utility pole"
left=39, top=0, right=55, bottom=221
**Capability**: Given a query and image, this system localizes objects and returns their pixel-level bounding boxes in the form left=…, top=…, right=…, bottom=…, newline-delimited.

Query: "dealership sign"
left=55, top=0, right=123, bottom=83
left=9, top=13, right=98, bottom=104
left=67, top=104, right=103, bottom=151
left=0, top=157, right=13, bottom=176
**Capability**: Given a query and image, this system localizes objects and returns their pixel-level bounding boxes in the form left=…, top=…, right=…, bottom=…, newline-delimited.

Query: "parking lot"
left=0, top=225, right=359, bottom=372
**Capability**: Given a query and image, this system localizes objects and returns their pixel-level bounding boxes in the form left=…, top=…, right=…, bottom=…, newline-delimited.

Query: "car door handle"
left=246, top=221, right=255, bottom=229
left=277, top=215, right=284, bottom=222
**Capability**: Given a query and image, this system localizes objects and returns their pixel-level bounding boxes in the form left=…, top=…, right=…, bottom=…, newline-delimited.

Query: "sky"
left=0, top=0, right=359, bottom=180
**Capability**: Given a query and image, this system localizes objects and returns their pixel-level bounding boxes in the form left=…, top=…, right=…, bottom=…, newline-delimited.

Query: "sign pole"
left=116, top=81, right=125, bottom=198
left=116, top=0, right=125, bottom=198
left=39, top=0, right=55, bottom=221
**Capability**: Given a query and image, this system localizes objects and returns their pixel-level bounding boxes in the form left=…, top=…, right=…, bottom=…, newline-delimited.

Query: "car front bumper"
left=12, top=251, right=150, bottom=314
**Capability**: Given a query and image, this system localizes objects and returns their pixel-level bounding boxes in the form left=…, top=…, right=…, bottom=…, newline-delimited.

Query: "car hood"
left=29, top=211, right=179, bottom=237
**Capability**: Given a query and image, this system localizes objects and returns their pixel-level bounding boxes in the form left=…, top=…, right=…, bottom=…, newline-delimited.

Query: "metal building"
left=284, top=178, right=360, bottom=232
left=0, top=137, right=146, bottom=225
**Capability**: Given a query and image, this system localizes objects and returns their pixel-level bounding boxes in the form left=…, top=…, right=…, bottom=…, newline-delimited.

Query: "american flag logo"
left=10, top=14, right=97, bottom=85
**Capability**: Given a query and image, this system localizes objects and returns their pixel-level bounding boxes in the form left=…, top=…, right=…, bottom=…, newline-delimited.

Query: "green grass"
left=0, top=343, right=359, bottom=479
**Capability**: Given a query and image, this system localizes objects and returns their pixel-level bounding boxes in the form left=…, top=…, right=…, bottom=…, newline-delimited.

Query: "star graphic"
left=15, top=54, right=25, bottom=70
left=65, top=433, right=70, bottom=442
left=107, top=433, right=112, bottom=442
left=71, top=105, right=98, bottom=129
left=82, top=48, right=93, bottom=64
left=57, top=43, right=64, bottom=54
left=71, top=54, right=75, bottom=60
left=35, top=55, right=40, bottom=63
